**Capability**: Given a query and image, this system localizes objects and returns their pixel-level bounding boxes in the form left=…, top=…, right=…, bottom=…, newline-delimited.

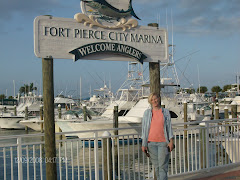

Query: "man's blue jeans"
left=148, top=142, right=169, bottom=180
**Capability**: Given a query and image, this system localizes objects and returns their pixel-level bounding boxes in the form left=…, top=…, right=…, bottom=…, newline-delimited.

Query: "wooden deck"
left=169, top=163, right=240, bottom=180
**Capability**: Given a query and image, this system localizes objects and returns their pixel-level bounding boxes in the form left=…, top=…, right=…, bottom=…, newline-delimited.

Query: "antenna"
left=171, top=9, right=173, bottom=64
left=109, top=72, right=111, bottom=91
left=80, top=76, right=82, bottom=102
left=197, top=64, right=200, bottom=93
left=40, top=78, right=42, bottom=96
left=157, top=13, right=160, bottom=27
left=166, top=8, right=168, bottom=31
left=102, top=72, right=105, bottom=86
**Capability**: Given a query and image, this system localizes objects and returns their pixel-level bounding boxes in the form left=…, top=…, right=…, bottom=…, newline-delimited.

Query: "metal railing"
left=0, top=118, right=239, bottom=180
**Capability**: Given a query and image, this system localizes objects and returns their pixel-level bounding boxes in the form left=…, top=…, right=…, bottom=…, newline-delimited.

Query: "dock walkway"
left=169, top=163, right=240, bottom=180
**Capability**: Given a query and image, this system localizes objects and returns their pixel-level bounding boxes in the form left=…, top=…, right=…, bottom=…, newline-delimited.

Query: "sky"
left=0, top=0, right=239, bottom=98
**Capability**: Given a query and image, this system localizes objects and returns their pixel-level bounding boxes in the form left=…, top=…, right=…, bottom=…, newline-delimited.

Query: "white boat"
left=0, top=99, right=18, bottom=111
left=85, top=84, right=113, bottom=114
left=0, top=93, right=42, bottom=129
left=19, top=96, right=78, bottom=131
left=54, top=96, right=77, bottom=110
left=90, top=62, right=145, bottom=119
left=0, top=112, right=25, bottom=129
left=2, top=94, right=76, bottom=130
left=20, top=114, right=82, bottom=131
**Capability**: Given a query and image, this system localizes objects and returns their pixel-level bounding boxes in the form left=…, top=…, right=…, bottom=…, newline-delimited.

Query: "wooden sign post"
left=148, top=23, right=161, bottom=102
left=42, top=57, right=57, bottom=180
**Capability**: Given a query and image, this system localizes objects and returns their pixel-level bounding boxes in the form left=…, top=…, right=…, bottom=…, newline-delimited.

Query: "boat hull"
left=0, top=116, right=25, bottom=130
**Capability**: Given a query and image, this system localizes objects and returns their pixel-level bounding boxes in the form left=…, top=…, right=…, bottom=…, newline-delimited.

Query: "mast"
left=237, top=72, right=240, bottom=94
left=89, top=85, right=91, bottom=98
left=13, top=80, right=15, bottom=98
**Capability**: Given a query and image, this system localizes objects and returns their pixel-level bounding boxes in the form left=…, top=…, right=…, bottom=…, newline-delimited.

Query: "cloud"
left=135, top=0, right=240, bottom=36
left=0, top=0, right=61, bottom=21
left=174, top=0, right=240, bottom=35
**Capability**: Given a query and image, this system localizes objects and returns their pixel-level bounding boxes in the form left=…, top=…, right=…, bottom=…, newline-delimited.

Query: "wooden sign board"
left=34, top=16, right=169, bottom=63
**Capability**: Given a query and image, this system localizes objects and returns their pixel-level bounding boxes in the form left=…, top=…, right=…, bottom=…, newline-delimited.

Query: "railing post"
left=94, top=131, right=99, bottom=180
left=200, top=123, right=206, bottom=169
left=113, top=106, right=119, bottom=177
left=102, top=131, right=112, bottom=180
left=183, top=101, right=188, bottom=170
left=205, top=122, right=210, bottom=169
left=215, top=106, right=221, bottom=165
left=17, top=137, right=23, bottom=180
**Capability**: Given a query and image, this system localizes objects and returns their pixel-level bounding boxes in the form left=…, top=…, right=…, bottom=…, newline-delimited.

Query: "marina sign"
left=34, top=2, right=168, bottom=63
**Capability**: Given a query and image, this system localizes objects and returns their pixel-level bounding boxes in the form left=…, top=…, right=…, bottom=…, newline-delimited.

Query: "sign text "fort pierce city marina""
left=43, top=27, right=164, bottom=44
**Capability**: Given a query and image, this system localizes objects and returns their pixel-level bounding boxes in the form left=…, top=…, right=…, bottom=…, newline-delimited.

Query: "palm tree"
left=197, top=86, right=208, bottom=93
left=19, top=83, right=37, bottom=95
left=222, top=85, right=231, bottom=92
left=211, top=86, right=222, bottom=99
left=29, top=83, right=37, bottom=92
left=0, top=94, right=6, bottom=100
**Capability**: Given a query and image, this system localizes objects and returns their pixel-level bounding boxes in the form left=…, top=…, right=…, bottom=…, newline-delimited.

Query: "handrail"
left=0, top=118, right=239, bottom=179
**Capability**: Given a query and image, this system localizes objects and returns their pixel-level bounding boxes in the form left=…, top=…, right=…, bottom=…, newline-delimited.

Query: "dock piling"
left=58, top=104, right=61, bottom=119
left=215, top=106, right=219, bottom=120
left=201, top=108, right=205, bottom=116
left=231, top=101, right=237, bottom=118
left=197, top=108, right=200, bottom=115
left=83, top=105, right=87, bottom=121
left=14, top=105, right=17, bottom=116
left=25, top=106, right=28, bottom=133
left=211, top=103, right=214, bottom=120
